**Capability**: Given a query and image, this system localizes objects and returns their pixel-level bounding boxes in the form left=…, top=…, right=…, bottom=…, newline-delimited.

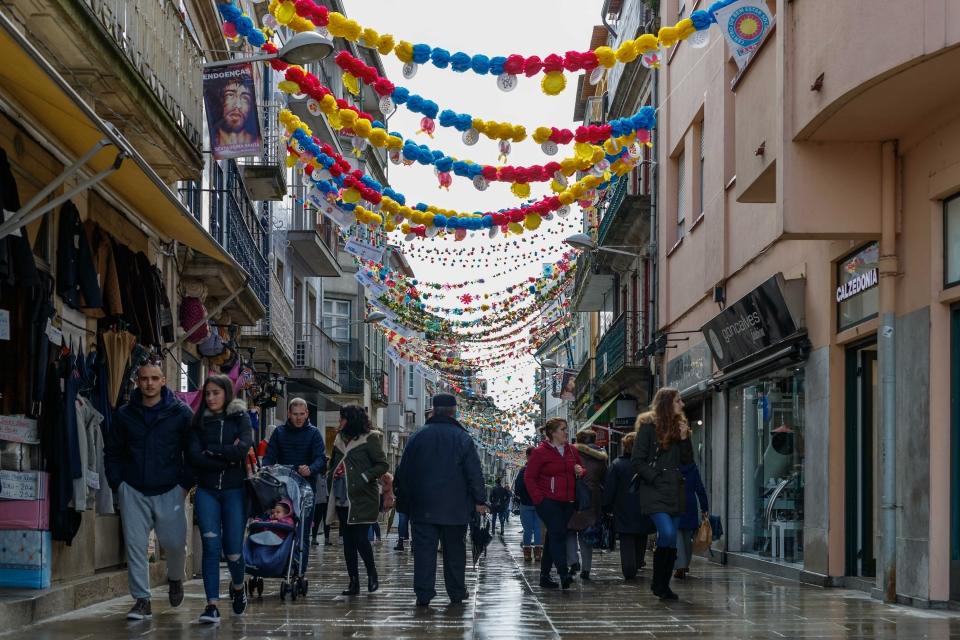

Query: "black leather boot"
left=368, top=570, right=379, bottom=593
left=342, top=575, right=360, bottom=596
left=657, top=548, right=679, bottom=600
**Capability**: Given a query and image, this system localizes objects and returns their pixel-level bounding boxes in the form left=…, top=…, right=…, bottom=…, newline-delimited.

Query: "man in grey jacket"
left=394, top=394, right=487, bottom=607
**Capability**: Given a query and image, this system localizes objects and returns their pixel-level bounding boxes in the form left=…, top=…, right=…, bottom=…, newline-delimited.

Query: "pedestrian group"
left=105, top=362, right=706, bottom=623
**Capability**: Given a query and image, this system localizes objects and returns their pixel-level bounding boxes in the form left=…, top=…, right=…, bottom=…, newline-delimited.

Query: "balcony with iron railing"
left=337, top=358, right=365, bottom=396
left=573, top=358, right=595, bottom=420
left=237, top=100, right=287, bottom=201
left=593, top=311, right=652, bottom=405
left=595, top=171, right=652, bottom=271
left=240, top=270, right=295, bottom=373
left=571, top=250, right=616, bottom=312
left=283, top=187, right=342, bottom=277
left=369, top=369, right=388, bottom=406
left=225, top=161, right=269, bottom=307
left=291, top=322, right=341, bottom=394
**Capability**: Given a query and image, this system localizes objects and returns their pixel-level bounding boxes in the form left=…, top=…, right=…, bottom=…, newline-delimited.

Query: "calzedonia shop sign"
left=836, top=267, right=878, bottom=302
left=702, top=274, right=805, bottom=371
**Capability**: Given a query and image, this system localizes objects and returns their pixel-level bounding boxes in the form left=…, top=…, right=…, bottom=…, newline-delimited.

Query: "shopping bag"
left=692, top=516, right=713, bottom=554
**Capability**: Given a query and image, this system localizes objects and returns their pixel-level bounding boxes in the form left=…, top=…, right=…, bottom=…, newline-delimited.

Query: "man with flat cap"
left=394, top=393, right=487, bottom=607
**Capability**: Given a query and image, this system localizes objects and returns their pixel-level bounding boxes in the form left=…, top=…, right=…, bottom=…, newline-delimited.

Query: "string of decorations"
left=334, top=50, right=655, bottom=154
left=264, top=0, right=721, bottom=95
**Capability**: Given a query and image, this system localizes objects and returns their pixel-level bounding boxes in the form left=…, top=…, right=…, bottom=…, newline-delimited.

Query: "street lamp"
left=323, top=311, right=386, bottom=332
left=534, top=357, right=559, bottom=431
left=564, top=232, right=644, bottom=258
left=203, top=31, right=335, bottom=69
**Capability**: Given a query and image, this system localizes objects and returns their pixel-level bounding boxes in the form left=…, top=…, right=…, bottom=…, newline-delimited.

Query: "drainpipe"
left=649, top=66, right=660, bottom=391
left=879, top=140, right=898, bottom=603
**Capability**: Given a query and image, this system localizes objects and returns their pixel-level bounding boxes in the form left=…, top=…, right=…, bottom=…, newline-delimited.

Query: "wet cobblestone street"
left=6, top=521, right=960, bottom=639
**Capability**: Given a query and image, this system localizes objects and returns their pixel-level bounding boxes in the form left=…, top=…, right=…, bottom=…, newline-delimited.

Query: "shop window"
left=729, top=367, right=805, bottom=565
left=945, top=194, right=960, bottom=287
left=837, top=242, right=879, bottom=330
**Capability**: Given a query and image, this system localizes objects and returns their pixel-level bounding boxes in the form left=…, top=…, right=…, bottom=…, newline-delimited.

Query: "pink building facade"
left=656, top=0, right=960, bottom=605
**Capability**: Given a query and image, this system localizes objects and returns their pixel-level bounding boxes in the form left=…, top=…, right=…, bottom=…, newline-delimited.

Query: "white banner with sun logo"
left=713, top=0, right=774, bottom=69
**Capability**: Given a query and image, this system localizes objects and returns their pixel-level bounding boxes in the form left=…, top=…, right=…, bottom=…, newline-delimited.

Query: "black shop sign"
left=701, top=274, right=803, bottom=370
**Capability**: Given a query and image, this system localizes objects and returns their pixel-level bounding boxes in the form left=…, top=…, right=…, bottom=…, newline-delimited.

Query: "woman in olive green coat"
left=326, top=405, right=388, bottom=596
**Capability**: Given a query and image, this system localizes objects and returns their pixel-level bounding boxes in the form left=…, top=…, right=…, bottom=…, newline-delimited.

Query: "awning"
left=578, top=395, right=619, bottom=433
left=0, top=11, right=238, bottom=267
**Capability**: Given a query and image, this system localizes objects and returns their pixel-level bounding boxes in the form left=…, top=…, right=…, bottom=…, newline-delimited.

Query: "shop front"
left=666, top=341, right=713, bottom=483
left=702, top=273, right=809, bottom=568
left=836, top=242, right=880, bottom=580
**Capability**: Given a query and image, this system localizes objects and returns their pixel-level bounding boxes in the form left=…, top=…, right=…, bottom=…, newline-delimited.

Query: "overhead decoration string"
left=266, top=0, right=723, bottom=95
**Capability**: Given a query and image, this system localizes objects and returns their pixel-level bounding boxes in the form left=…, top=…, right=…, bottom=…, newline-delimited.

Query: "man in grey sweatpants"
left=104, top=362, right=194, bottom=621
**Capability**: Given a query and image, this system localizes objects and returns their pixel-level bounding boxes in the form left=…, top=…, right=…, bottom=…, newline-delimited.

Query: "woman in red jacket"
left=524, top=418, right=584, bottom=589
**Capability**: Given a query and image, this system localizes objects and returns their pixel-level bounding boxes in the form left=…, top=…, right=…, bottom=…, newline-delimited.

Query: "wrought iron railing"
left=81, top=0, right=203, bottom=149
left=594, top=312, right=643, bottom=385
left=370, top=369, right=388, bottom=404
left=574, top=358, right=594, bottom=415
left=294, top=322, right=339, bottom=382
left=597, top=175, right=628, bottom=245
left=241, top=271, right=293, bottom=360
left=338, top=359, right=365, bottom=395
left=225, top=161, right=268, bottom=306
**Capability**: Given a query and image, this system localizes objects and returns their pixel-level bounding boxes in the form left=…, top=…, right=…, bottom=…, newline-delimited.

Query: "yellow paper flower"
left=511, top=182, right=531, bottom=199
left=524, top=214, right=542, bottom=230
left=342, top=72, right=360, bottom=96
left=594, top=46, right=616, bottom=68
left=541, top=71, right=567, bottom=96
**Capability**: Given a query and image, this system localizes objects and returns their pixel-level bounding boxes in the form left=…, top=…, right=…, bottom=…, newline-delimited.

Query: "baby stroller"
left=243, top=464, right=314, bottom=601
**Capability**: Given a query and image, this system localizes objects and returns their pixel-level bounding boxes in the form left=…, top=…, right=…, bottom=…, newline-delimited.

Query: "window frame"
left=945, top=193, right=960, bottom=288
left=322, top=298, right=351, bottom=341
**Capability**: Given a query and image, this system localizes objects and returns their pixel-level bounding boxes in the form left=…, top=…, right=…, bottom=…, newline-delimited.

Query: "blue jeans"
left=649, top=512, right=681, bottom=549
left=195, top=487, right=246, bottom=602
left=397, top=512, right=410, bottom=540
left=519, top=505, right=542, bottom=546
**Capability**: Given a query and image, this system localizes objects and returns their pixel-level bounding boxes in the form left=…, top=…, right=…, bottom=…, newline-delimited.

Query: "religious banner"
left=713, top=0, right=774, bottom=69
left=203, top=62, right=263, bottom=159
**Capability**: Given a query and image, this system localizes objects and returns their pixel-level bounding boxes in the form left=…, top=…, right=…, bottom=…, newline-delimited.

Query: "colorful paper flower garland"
left=264, top=0, right=723, bottom=95
left=334, top=50, right=653, bottom=153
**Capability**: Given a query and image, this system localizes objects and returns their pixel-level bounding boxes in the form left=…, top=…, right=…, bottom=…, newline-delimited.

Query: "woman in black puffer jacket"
left=632, top=387, right=693, bottom=601
left=186, top=374, right=253, bottom=624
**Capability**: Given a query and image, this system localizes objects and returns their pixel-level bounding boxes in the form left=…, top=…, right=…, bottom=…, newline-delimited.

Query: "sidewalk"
left=5, top=519, right=960, bottom=638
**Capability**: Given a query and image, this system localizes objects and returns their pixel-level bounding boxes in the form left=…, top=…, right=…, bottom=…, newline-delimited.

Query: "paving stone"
left=5, top=520, right=960, bottom=639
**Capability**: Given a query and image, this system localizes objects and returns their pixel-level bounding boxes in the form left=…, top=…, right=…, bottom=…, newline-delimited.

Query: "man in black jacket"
left=395, top=394, right=487, bottom=607
left=262, top=397, right=327, bottom=576
left=104, top=363, right=194, bottom=621
left=488, top=478, right=511, bottom=536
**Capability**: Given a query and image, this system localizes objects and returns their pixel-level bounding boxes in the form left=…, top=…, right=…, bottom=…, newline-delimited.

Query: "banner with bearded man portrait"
left=203, top=63, right=263, bottom=160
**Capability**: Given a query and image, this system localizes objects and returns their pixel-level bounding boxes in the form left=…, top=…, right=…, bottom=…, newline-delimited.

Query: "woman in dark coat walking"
left=524, top=418, right=584, bottom=590
left=603, top=432, right=650, bottom=580
left=632, top=388, right=693, bottom=600
left=566, top=429, right=608, bottom=580
left=674, top=461, right=709, bottom=579
left=186, top=375, right=254, bottom=624
left=326, top=405, right=389, bottom=596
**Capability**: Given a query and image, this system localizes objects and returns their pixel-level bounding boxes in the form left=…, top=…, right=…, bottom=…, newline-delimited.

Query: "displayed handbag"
left=629, top=444, right=661, bottom=494
left=692, top=516, right=713, bottom=554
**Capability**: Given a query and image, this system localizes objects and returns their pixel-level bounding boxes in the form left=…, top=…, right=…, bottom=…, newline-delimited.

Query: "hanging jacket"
left=393, top=414, right=486, bottom=526
left=56, top=201, right=102, bottom=311
left=324, top=430, right=389, bottom=525
left=524, top=440, right=583, bottom=505
left=104, top=386, right=195, bottom=495
left=262, top=420, right=327, bottom=490
left=186, top=399, right=254, bottom=492
left=0, top=147, right=40, bottom=288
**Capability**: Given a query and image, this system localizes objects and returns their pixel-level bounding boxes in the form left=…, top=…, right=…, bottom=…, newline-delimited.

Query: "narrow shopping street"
left=6, top=521, right=959, bottom=639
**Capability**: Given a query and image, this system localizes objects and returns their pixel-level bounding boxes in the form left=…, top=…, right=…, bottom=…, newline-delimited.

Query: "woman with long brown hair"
left=632, top=387, right=693, bottom=600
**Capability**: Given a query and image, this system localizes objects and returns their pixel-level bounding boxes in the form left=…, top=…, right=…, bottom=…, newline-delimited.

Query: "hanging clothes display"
left=80, top=220, right=122, bottom=319
left=41, top=353, right=81, bottom=545
left=101, top=328, right=136, bottom=409
left=0, top=147, right=40, bottom=288
left=56, top=201, right=102, bottom=311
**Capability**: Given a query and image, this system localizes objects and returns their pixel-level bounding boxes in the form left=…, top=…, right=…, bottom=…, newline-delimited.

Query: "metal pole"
left=541, top=364, right=547, bottom=430
left=879, top=140, right=898, bottom=602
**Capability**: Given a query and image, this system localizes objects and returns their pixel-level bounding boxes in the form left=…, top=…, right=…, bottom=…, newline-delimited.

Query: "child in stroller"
left=243, top=465, right=313, bottom=601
